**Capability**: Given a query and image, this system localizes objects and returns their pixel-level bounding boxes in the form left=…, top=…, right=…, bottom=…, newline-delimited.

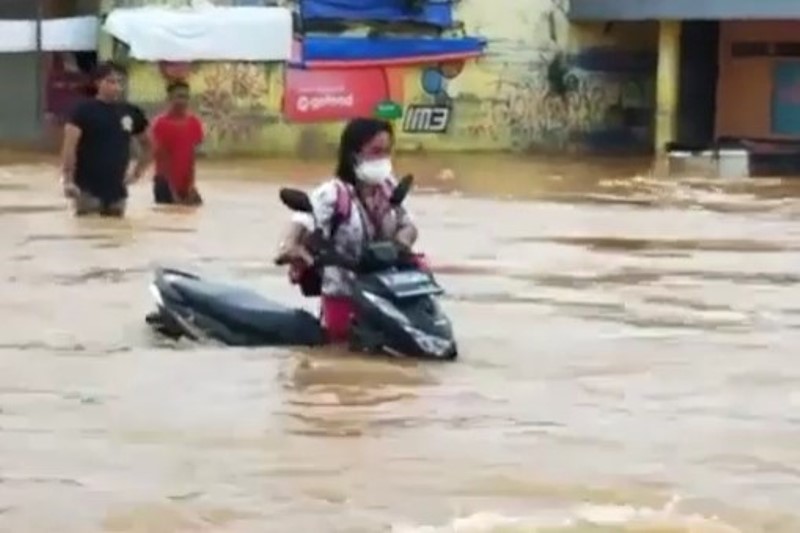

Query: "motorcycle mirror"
left=389, top=174, right=414, bottom=206
left=279, top=187, right=313, bottom=213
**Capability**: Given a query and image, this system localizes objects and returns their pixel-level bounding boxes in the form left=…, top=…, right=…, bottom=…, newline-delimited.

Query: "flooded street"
left=1, top=154, right=800, bottom=532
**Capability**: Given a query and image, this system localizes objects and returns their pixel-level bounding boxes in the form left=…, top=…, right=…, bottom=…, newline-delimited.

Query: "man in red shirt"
left=150, top=80, right=204, bottom=205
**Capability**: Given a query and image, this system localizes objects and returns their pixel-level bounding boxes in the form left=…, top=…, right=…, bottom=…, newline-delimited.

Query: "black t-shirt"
left=69, top=98, right=148, bottom=201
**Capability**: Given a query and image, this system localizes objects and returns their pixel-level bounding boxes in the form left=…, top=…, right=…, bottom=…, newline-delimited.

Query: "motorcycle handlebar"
left=310, top=235, right=412, bottom=273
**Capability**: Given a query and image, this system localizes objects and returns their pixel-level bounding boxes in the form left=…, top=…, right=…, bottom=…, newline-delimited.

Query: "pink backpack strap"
left=381, top=178, right=394, bottom=201
left=328, top=180, right=351, bottom=239
left=333, top=181, right=351, bottom=220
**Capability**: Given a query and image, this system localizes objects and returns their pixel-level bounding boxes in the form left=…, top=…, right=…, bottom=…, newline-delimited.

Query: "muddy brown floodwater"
left=1, top=153, right=800, bottom=533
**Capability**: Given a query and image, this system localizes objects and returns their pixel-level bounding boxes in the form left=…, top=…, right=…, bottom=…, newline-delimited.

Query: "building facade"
left=0, top=0, right=99, bottom=145
left=101, top=0, right=657, bottom=156
left=571, top=0, right=800, bottom=155
left=0, top=0, right=660, bottom=157
left=717, top=20, right=800, bottom=141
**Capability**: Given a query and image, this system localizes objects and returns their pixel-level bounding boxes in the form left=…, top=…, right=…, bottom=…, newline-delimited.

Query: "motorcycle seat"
left=169, top=276, right=324, bottom=345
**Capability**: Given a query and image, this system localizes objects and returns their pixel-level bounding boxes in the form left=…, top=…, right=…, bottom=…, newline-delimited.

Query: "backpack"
left=293, top=181, right=354, bottom=297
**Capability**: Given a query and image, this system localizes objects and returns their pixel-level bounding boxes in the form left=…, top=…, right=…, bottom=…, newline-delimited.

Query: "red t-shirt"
left=150, top=112, right=204, bottom=195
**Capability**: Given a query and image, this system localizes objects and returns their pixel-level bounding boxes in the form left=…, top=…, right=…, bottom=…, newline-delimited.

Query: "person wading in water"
left=60, top=61, right=150, bottom=217
left=149, top=80, right=204, bottom=206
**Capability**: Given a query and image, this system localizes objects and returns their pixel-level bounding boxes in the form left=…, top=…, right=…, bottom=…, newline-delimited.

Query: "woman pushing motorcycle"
left=275, top=118, right=420, bottom=342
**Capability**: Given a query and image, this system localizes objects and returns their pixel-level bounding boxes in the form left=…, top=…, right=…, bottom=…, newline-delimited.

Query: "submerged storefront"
left=570, top=0, right=800, bottom=158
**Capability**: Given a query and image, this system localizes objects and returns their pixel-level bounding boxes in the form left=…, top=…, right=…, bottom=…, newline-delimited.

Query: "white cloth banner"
left=103, top=6, right=293, bottom=62
left=0, top=16, right=98, bottom=53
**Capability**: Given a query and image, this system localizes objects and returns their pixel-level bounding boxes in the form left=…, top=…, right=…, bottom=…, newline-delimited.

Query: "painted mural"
left=398, top=0, right=658, bottom=153
left=102, top=0, right=659, bottom=155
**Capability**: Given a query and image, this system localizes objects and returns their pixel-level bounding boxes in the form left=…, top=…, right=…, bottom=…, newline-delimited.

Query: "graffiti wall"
left=104, top=0, right=659, bottom=155
left=408, top=0, right=659, bottom=153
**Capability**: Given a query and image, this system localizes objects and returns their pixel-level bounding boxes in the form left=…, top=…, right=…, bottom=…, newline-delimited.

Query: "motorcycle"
left=145, top=175, right=458, bottom=360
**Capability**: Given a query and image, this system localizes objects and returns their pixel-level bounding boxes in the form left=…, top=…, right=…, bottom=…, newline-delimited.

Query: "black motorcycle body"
left=145, top=175, right=457, bottom=360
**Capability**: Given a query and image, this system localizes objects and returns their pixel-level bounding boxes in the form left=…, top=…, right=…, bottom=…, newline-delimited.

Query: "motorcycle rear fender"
left=152, top=267, right=197, bottom=305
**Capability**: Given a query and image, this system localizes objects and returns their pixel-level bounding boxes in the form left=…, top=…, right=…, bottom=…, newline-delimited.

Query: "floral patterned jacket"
left=291, top=177, right=414, bottom=297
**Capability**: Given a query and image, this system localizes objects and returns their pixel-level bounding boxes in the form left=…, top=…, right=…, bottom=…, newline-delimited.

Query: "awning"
left=0, top=16, right=97, bottom=53
left=294, top=35, right=487, bottom=69
left=569, top=0, right=800, bottom=21
left=103, top=6, right=292, bottom=61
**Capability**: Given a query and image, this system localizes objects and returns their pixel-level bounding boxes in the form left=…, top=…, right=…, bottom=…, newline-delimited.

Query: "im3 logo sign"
left=402, top=104, right=452, bottom=134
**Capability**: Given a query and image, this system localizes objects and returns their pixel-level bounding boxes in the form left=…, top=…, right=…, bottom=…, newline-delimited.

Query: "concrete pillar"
left=655, top=20, right=681, bottom=154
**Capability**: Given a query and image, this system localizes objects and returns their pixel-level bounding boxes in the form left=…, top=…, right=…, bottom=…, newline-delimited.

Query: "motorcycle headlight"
left=404, top=325, right=453, bottom=358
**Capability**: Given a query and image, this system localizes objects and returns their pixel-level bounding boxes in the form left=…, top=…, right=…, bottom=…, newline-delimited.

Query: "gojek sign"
left=284, top=67, right=390, bottom=122
left=296, top=93, right=355, bottom=113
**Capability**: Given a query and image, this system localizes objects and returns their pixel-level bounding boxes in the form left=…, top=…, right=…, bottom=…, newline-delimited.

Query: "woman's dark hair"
left=334, top=118, right=394, bottom=184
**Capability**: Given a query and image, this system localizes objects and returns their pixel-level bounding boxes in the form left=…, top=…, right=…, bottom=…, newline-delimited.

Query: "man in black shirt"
left=60, top=61, right=150, bottom=217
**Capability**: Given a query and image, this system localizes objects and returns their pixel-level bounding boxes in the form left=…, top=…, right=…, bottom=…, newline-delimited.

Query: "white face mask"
left=355, top=157, right=393, bottom=185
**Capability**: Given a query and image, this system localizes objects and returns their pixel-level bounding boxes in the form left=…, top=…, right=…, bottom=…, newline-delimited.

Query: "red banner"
left=283, top=67, right=390, bottom=123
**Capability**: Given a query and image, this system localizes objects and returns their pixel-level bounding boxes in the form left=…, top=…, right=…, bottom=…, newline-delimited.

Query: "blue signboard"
left=300, top=0, right=454, bottom=28
left=772, top=61, right=800, bottom=135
